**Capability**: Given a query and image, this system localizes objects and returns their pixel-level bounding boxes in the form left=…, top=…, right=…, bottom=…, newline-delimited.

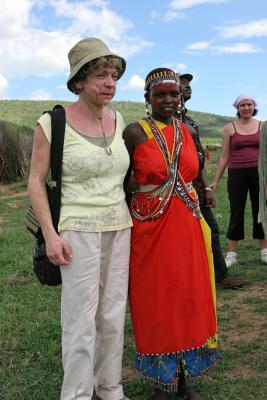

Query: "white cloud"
left=121, top=75, right=145, bottom=91
left=163, top=11, right=186, bottom=22
left=175, top=63, right=187, bottom=72
left=27, top=88, right=52, bottom=100
left=113, top=41, right=154, bottom=59
left=169, top=0, right=229, bottom=10
left=0, top=73, right=9, bottom=98
left=217, top=18, right=267, bottom=39
left=0, top=0, right=33, bottom=36
left=151, top=10, right=161, bottom=20
left=212, top=43, right=262, bottom=54
left=186, top=41, right=211, bottom=50
left=54, top=0, right=133, bottom=41
left=0, top=0, right=154, bottom=82
left=184, top=39, right=261, bottom=55
left=150, top=9, right=185, bottom=23
left=0, top=31, right=77, bottom=79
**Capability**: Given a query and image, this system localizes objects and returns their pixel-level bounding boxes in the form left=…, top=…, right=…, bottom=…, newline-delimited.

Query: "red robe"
left=129, top=120, right=217, bottom=355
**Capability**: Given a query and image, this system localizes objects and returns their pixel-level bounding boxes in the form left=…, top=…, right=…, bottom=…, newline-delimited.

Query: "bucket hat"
left=67, top=37, right=126, bottom=89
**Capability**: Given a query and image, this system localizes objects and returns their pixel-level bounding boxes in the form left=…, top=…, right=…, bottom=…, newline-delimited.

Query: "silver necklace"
left=97, top=111, right=112, bottom=156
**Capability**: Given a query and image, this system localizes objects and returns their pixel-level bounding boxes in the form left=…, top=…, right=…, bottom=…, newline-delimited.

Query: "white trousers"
left=60, top=229, right=131, bottom=400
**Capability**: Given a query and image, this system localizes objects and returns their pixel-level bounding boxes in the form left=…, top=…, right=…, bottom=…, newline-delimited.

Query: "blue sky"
left=1, top=0, right=267, bottom=120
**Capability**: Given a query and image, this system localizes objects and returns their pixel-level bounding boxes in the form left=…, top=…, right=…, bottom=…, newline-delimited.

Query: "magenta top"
left=228, top=121, right=261, bottom=169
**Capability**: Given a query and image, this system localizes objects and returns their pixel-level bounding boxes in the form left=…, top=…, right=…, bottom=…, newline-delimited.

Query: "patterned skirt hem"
left=136, top=371, right=179, bottom=392
left=135, top=351, right=220, bottom=392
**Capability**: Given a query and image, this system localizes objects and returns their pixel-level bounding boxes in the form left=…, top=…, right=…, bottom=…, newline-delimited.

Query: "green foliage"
left=0, top=100, right=69, bottom=136
left=0, top=100, right=232, bottom=137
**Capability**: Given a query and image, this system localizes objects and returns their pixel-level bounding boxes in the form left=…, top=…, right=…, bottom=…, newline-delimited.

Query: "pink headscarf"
left=233, top=94, right=257, bottom=109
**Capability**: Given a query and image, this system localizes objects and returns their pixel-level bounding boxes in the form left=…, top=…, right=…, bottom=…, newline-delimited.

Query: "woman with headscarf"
left=211, top=94, right=267, bottom=267
left=28, top=38, right=132, bottom=400
left=123, top=68, right=219, bottom=400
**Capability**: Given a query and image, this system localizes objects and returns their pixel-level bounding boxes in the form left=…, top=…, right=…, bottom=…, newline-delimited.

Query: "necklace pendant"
left=105, top=146, right=112, bottom=156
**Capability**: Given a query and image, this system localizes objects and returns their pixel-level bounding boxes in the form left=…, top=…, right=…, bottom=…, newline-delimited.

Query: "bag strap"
left=49, top=104, right=66, bottom=182
left=47, top=105, right=66, bottom=233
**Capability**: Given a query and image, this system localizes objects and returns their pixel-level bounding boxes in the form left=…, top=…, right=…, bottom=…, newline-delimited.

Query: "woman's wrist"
left=204, top=186, right=212, bottom=192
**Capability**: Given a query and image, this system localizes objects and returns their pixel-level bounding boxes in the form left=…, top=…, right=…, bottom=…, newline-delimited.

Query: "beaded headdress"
left=144, top=69, right=180, bottom=92
left=144, top=68, right=180, bottom=116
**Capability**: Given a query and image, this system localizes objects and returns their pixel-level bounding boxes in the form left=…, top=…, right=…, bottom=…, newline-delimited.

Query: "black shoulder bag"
left=26, top=105, right=66, bottom=286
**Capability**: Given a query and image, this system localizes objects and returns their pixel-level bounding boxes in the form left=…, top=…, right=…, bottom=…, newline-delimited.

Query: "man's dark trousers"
left=199, top=196, right=228, bottom=282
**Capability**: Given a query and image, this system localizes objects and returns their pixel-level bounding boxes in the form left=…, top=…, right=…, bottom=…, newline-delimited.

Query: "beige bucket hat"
left=67, top=37, right=126, bottom=88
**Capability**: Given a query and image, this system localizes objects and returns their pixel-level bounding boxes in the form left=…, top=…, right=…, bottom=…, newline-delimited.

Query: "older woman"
left=211, top=94, right=267, bottom=267
left=28, top=38, right=132, bottom=400
left=123, top=68, right=219, bottom=400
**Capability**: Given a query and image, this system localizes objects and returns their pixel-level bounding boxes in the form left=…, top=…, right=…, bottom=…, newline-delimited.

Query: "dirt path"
left=0, top=191, right=28, bottom=199
left=0, top=184, right=28, bottom=199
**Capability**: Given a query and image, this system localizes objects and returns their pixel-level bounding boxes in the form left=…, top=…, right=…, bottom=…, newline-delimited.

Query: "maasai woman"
left=123, top=68, right=219, bottom=400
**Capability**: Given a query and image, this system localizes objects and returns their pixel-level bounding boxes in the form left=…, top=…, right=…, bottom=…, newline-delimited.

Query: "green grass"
left=0, top=99, right=232, bottom=137
left=0, top=161, right=266, bottom=399
left=0, top=194, right=62, bottom=399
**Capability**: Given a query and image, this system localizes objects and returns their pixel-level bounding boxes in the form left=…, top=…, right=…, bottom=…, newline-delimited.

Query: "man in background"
left=179, top=73, right=248, bottom=289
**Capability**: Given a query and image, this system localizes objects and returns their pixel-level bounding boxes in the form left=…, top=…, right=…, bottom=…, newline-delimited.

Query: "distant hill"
left=0, top=100, right=232, bottom=137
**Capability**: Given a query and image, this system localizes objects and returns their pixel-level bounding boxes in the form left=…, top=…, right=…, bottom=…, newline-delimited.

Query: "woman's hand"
left=210, top=181, right=219, bottom=193
left=45, top=233, right=72, bottom=266
left=204, top=189, right=216, bottom=208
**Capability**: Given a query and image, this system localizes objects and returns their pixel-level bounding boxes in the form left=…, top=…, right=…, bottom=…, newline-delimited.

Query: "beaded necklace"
left=131, top=116, right=181, bottom=221
left=131, top=116, right=200, bottom=221
left=174, top=171, right=200, bottom=218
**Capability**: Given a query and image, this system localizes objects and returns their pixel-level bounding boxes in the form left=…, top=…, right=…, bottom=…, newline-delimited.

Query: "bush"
left=0, top=121, right=32, bottom=183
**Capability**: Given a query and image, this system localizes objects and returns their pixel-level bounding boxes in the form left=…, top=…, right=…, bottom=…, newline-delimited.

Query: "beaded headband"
left=145, top=70, right=180, bottom=92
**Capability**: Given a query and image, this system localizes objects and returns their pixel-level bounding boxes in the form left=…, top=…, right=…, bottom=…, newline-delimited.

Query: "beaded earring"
left=176, top=103, right=182, bottom=118
left=145, top=100, right=151, bottom=116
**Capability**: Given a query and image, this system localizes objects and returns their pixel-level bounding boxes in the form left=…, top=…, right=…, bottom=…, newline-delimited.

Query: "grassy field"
left=0, top=157, right=266, bottom=400
left=0, top=100, right=232, bottom=137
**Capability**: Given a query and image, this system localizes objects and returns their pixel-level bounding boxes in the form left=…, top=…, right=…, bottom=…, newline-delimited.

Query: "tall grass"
left=0, top=121, right=32, bottom=183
